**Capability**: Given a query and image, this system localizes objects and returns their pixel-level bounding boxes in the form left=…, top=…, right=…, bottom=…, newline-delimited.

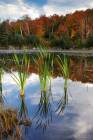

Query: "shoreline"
left=0, top=49, right=93, bottom=56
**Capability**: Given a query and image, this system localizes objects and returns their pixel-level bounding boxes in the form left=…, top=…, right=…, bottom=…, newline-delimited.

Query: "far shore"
left=0, top=48, right=93, bottom=56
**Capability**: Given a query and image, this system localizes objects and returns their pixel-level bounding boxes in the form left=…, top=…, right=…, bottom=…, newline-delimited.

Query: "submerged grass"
left=19, top=96, right=28, bottom=120
left=34, top=90, right=52, bottom=132
left=19, top=96, right=31, bottom=126
left=11, top=53, right=30, bottom=96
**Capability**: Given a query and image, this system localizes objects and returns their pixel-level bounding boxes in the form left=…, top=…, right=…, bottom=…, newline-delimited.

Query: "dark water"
left=1, top=54, right=93, bottom=140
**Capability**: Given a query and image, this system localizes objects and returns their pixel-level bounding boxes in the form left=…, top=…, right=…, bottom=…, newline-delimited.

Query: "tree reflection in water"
left=0, top=67, right=4, bottom=105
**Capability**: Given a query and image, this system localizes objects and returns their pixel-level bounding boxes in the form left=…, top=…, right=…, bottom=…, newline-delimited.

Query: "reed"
left=33, top=50, right=53, bottom=130
left=56, top=55, right=69, bottom=114
left=11, top=53, right=30, bottom=96
left=0, top=108, right=21, bottom=140
left=34, top=46, right=54, bottom=93
left=57, top=55, right=69, bottom=103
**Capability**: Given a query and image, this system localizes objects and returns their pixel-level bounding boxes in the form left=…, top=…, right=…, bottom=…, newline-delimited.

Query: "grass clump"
left=11, top=53, right=30, bottom=96
left=34, top=46, right=54, bottom=93
left=0, top=108, right=22, bottom=140
left=56, top=55, right=69, bottom=114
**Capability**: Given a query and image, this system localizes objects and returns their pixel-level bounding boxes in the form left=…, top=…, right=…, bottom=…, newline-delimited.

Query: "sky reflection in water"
left=2, top=72, right=93, bottom=140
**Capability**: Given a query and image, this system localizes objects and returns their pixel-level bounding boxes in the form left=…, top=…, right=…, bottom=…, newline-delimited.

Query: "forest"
left=0, top=8, right=93, bottom=49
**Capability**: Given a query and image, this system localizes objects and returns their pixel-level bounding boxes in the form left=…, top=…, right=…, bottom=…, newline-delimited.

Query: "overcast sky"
left=0, top=0, right=93, bottom=20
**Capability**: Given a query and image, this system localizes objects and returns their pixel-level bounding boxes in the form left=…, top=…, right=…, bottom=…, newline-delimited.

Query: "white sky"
left=0, top=0, right=93, bottom=20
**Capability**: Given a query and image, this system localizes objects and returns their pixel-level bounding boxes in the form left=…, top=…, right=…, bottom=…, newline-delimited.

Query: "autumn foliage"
left=0, top=8, right=93, bottom=49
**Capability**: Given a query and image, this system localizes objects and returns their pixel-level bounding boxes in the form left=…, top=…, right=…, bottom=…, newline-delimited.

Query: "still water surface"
left=2, top=72, right=93, bottom=140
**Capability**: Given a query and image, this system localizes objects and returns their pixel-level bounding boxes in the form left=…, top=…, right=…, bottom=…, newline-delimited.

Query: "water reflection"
left=34, top=89, right=53, bottom=132
left=56, top=85, right=68, bottom=115
left=0, top=67, right=4, bottom=104
left=18, top=96, right=32, bottom=140
left=19, top=95, right=31, bottom=126
left=1, top=53, right=93, bottom=139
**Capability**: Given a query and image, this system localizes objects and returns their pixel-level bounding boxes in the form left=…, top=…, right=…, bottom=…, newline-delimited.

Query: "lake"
left=0, top=52, right=93, bottom=140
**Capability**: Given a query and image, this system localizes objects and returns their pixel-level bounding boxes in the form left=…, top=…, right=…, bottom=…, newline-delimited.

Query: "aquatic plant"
left=34, top=46, right=54, bottom=92
left=56, top=55, right=69, bottom=114
left=11, top=53, right=30, bottom=96
left=33, top=46, right=54, bottom=131
left=0, top=108, right=22, bottom=140
left=58, top=55, right=69, bottom=103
